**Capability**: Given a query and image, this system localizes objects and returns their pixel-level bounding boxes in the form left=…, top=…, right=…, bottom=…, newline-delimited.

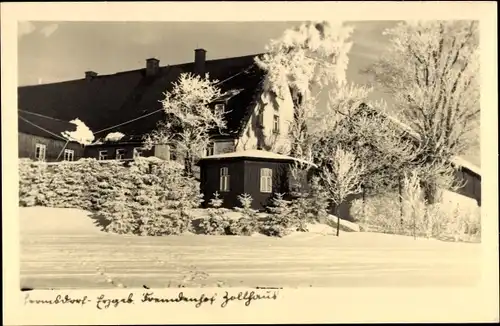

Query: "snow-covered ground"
left=20, top=207, right=481, bottom=289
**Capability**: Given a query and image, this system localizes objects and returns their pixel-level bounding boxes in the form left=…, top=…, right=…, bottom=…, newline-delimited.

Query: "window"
left=206, top=142, right=215, bottom=157
left=272, top=115, right=280, bottom=134
left=98, top=150, right=108, bottom=161
left=35, top=143, right=46, bottom=161
left=63, top=149, right=74, bottom=161
left=215, top=103, right=225, bottom=112
left=219, top=167, right=230, bottom=192
left=116, top=148, right=126, bottom=160
left=133, top=147, right=142, bottom=158
left=260, top=168, right=273, bottom=193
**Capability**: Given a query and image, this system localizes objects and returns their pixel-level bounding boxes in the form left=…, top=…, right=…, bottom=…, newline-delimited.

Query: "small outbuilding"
left=197, top=149, right=316, bottom=210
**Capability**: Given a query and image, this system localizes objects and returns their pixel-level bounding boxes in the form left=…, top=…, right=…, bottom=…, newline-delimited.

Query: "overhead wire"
left=93, top=64, right=255, bottom=135
left=18, top=109, right=71, bottom=123
left=18, top=115, right=68, bottom=141
left=18, top=63, right=256, bottom=139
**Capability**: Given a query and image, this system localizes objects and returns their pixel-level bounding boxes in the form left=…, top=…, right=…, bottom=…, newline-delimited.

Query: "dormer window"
left=214, top=103, right=225, bottom=112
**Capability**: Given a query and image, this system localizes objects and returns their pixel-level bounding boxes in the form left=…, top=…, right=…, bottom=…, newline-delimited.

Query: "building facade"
left=18, top=48, right=481, bottom=219
left=198, top=150, right=312, bottom=210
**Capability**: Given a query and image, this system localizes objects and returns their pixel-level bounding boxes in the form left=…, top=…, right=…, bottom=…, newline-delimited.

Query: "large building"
left=17, top=48, right=481, bottom=217
left=18, top=49, right=295, bottom=164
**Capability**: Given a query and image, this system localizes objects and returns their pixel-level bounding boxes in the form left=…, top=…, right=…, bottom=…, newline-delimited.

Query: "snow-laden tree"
left=255, top=21, right=354, bottom=156
left=144, top=73, right=226, bottom=176
left=317, top=146, right=364, bottom=236
left=312, top=84, right=419, bottom=195
left=256, top=20, right=353, bottom=97
left=365, top=20, right=479, bottom=203
left=400, top=170, right=427, bottom=239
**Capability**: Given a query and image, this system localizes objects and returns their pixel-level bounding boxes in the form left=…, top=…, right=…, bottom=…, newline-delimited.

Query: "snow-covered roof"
left=198, top=149, right=318, bottom=167
left=450, top=156, right=481, bottom=176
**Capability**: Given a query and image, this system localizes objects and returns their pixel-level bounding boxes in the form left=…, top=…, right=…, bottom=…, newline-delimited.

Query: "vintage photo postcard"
left=2, top=1, right=498, bottom=325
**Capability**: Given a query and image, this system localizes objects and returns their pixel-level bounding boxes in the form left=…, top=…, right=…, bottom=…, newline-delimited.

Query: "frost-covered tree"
left=234, top=193, right=259, bottom=219
left=400, top=171, right=427, bottom=239
left=144, top=73, right=226, bottom=176
left=255, top=21, right=354, bottom=156
left=312, top=84, right=418, bottom=195
left=256, top=21, right=353, bottom=98
left=261, top=193, right=297, bottom=237
left=316, top=146, right=365, bottom=236
left=365, top=20, right=479, bottom=202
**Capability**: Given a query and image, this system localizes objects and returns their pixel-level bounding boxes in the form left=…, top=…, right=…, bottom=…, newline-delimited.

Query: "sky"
left=17, top=21, right=396, bottom=86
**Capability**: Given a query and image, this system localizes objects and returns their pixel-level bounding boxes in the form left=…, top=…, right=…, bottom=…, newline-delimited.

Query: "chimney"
left=85, top=71, right=98, bottom=81
left=194, top=48, right=206, bottom=77
left=146, top=58, right=160, bottom=76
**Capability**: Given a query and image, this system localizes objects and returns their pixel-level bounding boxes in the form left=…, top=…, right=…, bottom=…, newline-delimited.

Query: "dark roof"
left=18, top=53, right=266, bottom=141
left=18, top=110, right=77, bottom=142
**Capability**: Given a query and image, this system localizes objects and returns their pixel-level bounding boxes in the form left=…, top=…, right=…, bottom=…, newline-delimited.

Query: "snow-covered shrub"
left=260, top=193, right=296, bottom=237
left=198, top=192, right=232, bottom=235
left=462, top=205, right=481, bottom=242
left=267, top=193, right=292, bottom=216
left=288, top=195, right=313, bottom=219
left=285, top=177, right=329, bottom=232
left=19, top=159, right=50, bottom=207
left=430, top=203, right=481, bottom=242
left=221, top=194, right=260, bottom=236
left=260, top=215, right=295, bottom=237
left=227, top=217, right=259, bottom=236
left=135, top=207, right=192, bottom=236
left=198, top=216, right=231, bottom=236
left=101, top=191, right=137, bottom=234
left=234, top=193, right=259, bottom=219
left=350, top=189, right=482, bottom=242
left=87, top=160, right=129, bottom=211
left=98, top=157, right=201, bottom=236
left=19, top=159, right=97, bottom=209
left=206, top=192, right=231, bottom=219
left=306, top=177, right=330, bottom=222
left=19, top=157, right=203, bottom=236
left=350, top=194, right=403, bottom=234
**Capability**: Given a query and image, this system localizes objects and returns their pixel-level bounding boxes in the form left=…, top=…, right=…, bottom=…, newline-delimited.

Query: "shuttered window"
left=260, top=168, right=272, bottom=193
left=220, top=167, right=230, bottom=192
